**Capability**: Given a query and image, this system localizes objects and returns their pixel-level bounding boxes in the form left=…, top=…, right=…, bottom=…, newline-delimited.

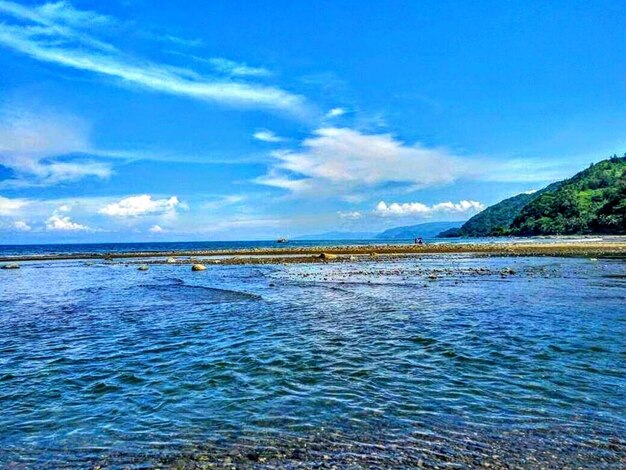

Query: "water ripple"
left=0, top=256, right=624, bottom=467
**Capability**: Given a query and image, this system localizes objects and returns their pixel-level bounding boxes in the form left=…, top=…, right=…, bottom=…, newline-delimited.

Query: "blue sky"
left=1, top=0, right=625, bottom=242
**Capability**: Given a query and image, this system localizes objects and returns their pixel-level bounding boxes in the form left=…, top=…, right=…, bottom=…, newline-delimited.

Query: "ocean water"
left=0, top=240, right=410, bottom=257
left=0, top=236, right=545, bottom=258
left=0, top=254, right=625, bottom=467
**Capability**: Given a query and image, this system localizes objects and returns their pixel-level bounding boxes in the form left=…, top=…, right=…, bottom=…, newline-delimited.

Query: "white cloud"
left=0, top=1, right=307, bottom=115
left=46, top=213, right=89, bottom=231
left=208, top=58, right=272, bottom=77
left=200, top=194, right=247, bottom=210
left=253, top=130, right=286, bottom=143
left=32, top=1, right=112, bottom=28
left=148, top=224, right=164, bottom=233
left=325, top=107, right=346, bottom=118
left=0, top=196, right=29, bottom=215
left=256, top=127, right=583, bottom=199
left=374, top=200, right=485, bottom=217
left=99, top=195, right=185, bottom=217
left=257, top=127, right=469, bottom=198
left=12, top=220, right=31, bottom=231
left=337, top=210, right=362, bottom=220
left=0, top=104, right=112, bottom=186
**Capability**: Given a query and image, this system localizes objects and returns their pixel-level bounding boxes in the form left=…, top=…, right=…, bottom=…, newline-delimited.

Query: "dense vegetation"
left=510, top=155, right=626, bottom=235
left=439, top=191, right=543, bottom=237
left=439, top=154, right=626, bottom=237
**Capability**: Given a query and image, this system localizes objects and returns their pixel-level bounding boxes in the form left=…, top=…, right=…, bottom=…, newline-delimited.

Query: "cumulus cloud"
left=0, top=104, right=112, bottom=186
left=46, top=210, right=89, bottom=231
left=0, top=1, right=307, bottom=115
left=0, top=196, right=29, bottom=215
left=374, top=200, right=485, bottom=217
left=12, top=220, right=31, bottom=231
left=257, top=127, right=468, bottom=198
left=253, top=130, right=286, bottom=143
left=148, top=224, right=164, bottom=233
left=99, top=195, right=185, bottom=217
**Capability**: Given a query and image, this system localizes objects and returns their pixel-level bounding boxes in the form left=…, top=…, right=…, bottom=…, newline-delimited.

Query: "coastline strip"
left=1, top=241, right=625, bottom=263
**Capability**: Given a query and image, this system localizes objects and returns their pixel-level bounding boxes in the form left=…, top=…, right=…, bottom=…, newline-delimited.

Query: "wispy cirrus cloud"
left=257, top=127, right=469, bottom=198
left=0, top=103, right=112, bottom=187
left=253, top=129, right=286, bottom=143
left=257, top=127, right=587, bottom=199
left=337, top=210, right=362, bottom=220
left=0, top=1, right=308, bottom=116
left=325, top=107, right=346, bottom=118
left=207, top=57, right=272, bottom=77
left=0, top=196, right=29, bottom=215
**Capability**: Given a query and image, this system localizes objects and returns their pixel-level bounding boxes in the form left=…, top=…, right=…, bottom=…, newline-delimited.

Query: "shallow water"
left=1, top=255, right=625, bottom=468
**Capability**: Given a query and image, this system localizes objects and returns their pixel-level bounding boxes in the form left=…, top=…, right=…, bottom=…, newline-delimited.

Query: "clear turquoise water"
left=1, top=255, right=625, bottom=467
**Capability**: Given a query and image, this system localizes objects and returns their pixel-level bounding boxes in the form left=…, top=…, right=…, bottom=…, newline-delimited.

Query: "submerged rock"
left=138, top=265, right=149, bottom=271
left=192, top=264, right=207, bottom=271
left=1, top=263, right=20, bottom=270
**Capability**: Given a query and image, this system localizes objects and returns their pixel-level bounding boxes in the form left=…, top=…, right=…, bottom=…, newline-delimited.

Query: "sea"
left=0, top=241, right=624, bottom=467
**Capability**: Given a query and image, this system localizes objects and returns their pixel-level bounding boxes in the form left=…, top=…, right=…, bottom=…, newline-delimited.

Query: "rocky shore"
left=2, top=239, right=625, bottom=266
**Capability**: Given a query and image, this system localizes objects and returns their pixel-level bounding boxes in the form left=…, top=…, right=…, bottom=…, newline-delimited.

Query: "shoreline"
left=2, top=239, right=625, bottom=264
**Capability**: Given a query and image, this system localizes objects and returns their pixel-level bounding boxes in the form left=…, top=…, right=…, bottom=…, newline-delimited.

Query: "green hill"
left=440, top=183, right=561, bottom=237
left=442, top=192, right=540, bottom=237
left=439, top=154, right=626, bottom=237
left=510, top=155, right=626, bottom=235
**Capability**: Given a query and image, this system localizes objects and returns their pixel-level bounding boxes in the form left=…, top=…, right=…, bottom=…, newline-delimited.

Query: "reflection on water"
left=0, top=256, right=625, bottom=467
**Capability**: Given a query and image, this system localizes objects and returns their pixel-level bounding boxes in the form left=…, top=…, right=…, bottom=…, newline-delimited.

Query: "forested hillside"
left=439, top=154, right=626, bottom=237
left=510, top=155, right=626, bottom=235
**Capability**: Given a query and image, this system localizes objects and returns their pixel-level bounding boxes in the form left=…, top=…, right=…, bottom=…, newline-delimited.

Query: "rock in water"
left=138, top=265, right=149, bottom=271
left=1, top=263, right=20, bottom=270
left=318, top=253, right=337, bottom=260
left=166, top=257, right=177, bottom=263
left=192, top=264, right=207, bottom=271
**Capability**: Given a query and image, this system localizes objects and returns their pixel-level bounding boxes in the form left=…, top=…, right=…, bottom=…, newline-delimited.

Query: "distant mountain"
left=440, top=154, right=626, bottom=237
left=510, top=156, right=626, bottom=235
left=377, top=221, right=463, bottom=239
left=292, top=231, right=377, bottom=240
left=294, top=222, right=464, bottom=241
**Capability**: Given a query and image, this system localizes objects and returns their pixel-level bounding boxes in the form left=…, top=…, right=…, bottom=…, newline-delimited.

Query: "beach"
left=2, top=237, right=626, bottom=265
